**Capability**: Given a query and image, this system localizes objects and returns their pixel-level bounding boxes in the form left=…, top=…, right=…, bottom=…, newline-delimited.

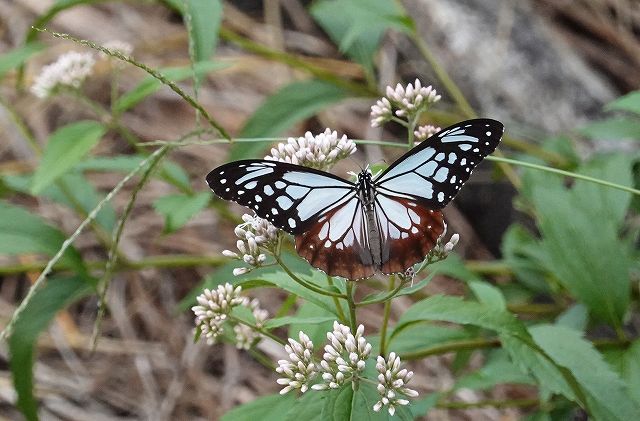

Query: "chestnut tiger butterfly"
left=207, top=119, right=504, bottom=279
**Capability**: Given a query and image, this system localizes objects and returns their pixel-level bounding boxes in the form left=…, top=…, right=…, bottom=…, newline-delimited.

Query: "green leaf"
left=0, top=42, right=44, bottom=79
left=393, top=296, right=580, bottom=404
left=288, top=302, right=337, bottom=347
left=389, top=324, right=473, bottom=355
left=265, top=316, right=336, bottom=329
left=454, top=350, right=534, bottom=391
left=500, top=224, right=550, bottom=293
left=321, top=386, right=354, bottom=420
left=232, top=80, right=349, bottom=160
left=555, top=304, right=588, bottom=332
left=604, top=90, right=640, bottom=115
left=9, top=275, right=92, bottom=421
left=580, top=117, right=640, bottom=140
left=0, top=201, right=85, bottom=271
left=31, top=121, right=106, bottom=194
left=185, top=0, right=222, bottom=72
left=527, top=155, right=633, bottom=325
left=221, top=393, right=296, bottom=421
left=284, top=393, right=325, bottom=421
left=619, top=340, right=640, bottom=406
left=410, top=393, right=441, bottom=418
left=114, top=61, right=226, bottom=113
left=530, top=324, right=640, bottom=420
left=311, top=0, right=411, bottom=78
left=4, top=172, right=116, bottom=232
left=152, top=192, right=210, bottom=233
left=359, top=273, right=435, bottom=305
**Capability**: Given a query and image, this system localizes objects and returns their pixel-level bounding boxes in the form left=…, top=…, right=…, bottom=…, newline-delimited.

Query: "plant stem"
left=228, top=315, right=286, bottom=345
left=327, top=276, right=349, bottom=324
left=379, top=276, right=395, bottom=356
left=346, top=282, right=357, bottom=332
left=0, top=254, right=227, bottom=275
left=0, top=146, right=170, bottom=341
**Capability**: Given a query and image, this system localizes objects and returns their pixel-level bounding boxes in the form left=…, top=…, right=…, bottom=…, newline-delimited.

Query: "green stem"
left=0, top=146, right=170, bottom=341
left=487, top=155, right=640, bottom=196
left=409, top=33, right=476, bottom=119
left=379, top=276, right=395, bottom=356
left=275, top=293, right=298, bottom=318
left=37, top=29, right=231, bottom=140
left=273, top=254, right=347, bottom=299
left=346, top=282, right=357, bottom=332
left=356, top=278, right=406, bottom=307
left=228, top=315, right=286, bottom=345
left=91, top=146, right=171, bottom=350
left=327, top=276, right=349, bottom=324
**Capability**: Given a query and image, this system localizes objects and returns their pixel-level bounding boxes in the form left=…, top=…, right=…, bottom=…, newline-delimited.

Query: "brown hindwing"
left=375, top=196, right=445, bottom=274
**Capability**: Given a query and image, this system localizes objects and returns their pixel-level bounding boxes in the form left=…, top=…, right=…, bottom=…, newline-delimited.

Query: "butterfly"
left=207, top=119, right=504, bottom=280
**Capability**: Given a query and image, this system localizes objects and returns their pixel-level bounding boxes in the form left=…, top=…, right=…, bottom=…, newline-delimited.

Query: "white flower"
left=373, top=352, right=418, bottom=416
left=248, top=298, right=269, bottom=328
left=234, top=324, right=260, bottom=350
left=414, top=124, right=441, bottom=142
left=276, top=332, right=318, bottom=394
left=265, top=129, right=356, bottom=170
left=224, top=213, right=279, bottom=276
left=313, top=322, right=372, bottom=391
left=385, top=79, right=441, bottom=119
left=443, top=233, right=459, bottom=253
left=31, top=51, right=95, bottom=98
left=192, top=283, right=245, bottom=345
left=370, top=97, right=393, bottom=127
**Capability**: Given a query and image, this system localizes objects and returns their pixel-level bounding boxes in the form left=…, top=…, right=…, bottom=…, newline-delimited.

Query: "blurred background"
left=0, top=0, right=638, bottom=420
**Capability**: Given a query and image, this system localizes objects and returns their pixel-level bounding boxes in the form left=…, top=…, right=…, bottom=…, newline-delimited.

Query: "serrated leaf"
left=9, top=275, right=92, bottom=421
left=604, top=90, right=640, bottom=115
left=232, top=80, right=348, bottom=160
left=284, top=391, right=325, bottom=421
left=114, top=61, right=226, bottom=113
left=555, top=304, right=588, bottom=332
left=0, top=201, right=85, bottom=271
left=527, top=155, right=633, bottom=325
left=500, top=224, right=551, bottom=293
left=220, top=393, right=296, bottom=421
left=31, top=121, right=106, bottom=194
left=580, top=117, right=640, bottom=140
left=620, top=340, right=640, bottom=406
left=152, top=192, right=210, bottom=233
left=0, top=42, right=44, bottom=79
left=393, top=295, right=581, bottom=405
left=390, top=324, right=473, bottom=355
left=530, top=324, right=640, bottom=420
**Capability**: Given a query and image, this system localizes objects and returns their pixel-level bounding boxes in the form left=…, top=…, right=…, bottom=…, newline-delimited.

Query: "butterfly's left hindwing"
left=375, top=119, right=504, bottom=209
left=206, top=160, right=357, bottom=234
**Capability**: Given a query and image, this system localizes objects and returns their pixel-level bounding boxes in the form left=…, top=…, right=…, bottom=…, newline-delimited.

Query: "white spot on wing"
left=433, top=167, right=449, bottom=182
left=276, top=196, right=293, bottom=210
left=288, top=218, right=297, bottom=229
left=264, top=185, right=274, bottom=195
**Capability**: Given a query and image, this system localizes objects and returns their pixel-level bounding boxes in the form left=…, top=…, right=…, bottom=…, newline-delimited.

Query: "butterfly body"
left=207, top=119, right=504, bottom=279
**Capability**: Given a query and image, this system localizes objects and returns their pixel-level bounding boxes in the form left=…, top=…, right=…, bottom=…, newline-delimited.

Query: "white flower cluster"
left=373, top=352, right=418, bottom=416
left=414, top=124, right=442, bottom=142
left=370, top=79, right=441, bottom=127
left=275, top=323, right=417, bottom=412
left=31, top=51, right=95, bottom=98
left=265, top=129, right=356, bottom=171
left=276, top=332, right=317, bottom=394
left=192, top=283, right=269, bottom=348
left=223, top=214, right=279, bottom=276
left=313, top=322, right=372, bottom=391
